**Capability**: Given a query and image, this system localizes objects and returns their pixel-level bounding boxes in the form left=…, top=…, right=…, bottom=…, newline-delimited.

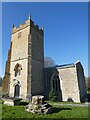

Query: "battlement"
left=12, top=18, right=44, bottom=35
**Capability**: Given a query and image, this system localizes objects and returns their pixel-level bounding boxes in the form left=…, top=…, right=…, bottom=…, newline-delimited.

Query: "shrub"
left=49, top=89, right=56, bottom=102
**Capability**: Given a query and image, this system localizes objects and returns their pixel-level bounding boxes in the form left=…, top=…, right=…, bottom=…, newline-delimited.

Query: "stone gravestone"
left=4, top=98, right=14, bottom=106
left=3, top=97, right=22, bottom=106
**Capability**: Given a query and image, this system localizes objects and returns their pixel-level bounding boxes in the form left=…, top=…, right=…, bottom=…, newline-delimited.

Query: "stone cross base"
left=25, top=95, right=52, bottom=114
left=32, top=95, right=44, bottom=105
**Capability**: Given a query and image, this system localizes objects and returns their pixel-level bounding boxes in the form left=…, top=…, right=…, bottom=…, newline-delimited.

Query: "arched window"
left=14, top=63, right=22, bottom=77
left=51, top=73, right=62, bottom=101
left=51, top=73, right=60, bottom=92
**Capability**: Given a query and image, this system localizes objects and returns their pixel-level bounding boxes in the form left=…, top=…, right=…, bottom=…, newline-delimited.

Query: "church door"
left=14, top=84, right=20, bottom=98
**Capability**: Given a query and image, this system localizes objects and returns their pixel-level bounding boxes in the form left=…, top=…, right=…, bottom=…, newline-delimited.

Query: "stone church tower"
left=2, top=17, right=44, bottom=100
left=2, top=16, right=87, bottom=103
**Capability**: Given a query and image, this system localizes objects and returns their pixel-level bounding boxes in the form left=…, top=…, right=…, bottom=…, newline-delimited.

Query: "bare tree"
left=44, top=56, right=56, bottom=67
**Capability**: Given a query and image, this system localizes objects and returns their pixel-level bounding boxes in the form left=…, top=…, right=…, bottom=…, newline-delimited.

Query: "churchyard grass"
left=2, top=102, right=89, bottom=119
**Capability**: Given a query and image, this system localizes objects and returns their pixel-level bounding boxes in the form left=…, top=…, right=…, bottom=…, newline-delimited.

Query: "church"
left=2, top=17, right=87, bottom=103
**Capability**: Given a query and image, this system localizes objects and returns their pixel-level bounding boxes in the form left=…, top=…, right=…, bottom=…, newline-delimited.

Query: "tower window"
left=14, top=63, right=22, bottom=77
left=18, top=32, right=21, bottom=39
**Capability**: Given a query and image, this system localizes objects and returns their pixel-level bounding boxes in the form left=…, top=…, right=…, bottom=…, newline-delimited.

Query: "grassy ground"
left=2, top=102, right=89, bottom=119
left=1, top=89, right=89, bottom=119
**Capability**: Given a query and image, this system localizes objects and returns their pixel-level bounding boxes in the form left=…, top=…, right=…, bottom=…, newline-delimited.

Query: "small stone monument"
left=3, top=97, right=22, bottom=106
left=32, top=95, right=44, bottom=104
left=25, top=95, right=52, bottom=114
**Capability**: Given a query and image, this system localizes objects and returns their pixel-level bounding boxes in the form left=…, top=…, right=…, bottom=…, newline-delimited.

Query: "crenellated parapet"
left=30, top=20, right=44, bottom=35
left=12, top=18, right=44, bottom=35
left=12, top=19, right=30, bottom=34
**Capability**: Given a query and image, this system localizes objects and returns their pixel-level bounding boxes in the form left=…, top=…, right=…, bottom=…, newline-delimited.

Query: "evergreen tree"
left=49, top=88, right=56, bottom=101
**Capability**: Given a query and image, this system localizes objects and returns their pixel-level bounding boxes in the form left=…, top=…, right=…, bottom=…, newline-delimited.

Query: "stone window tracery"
left=14, top=63, right=22, bottom=77
left=52, top=74, right=60, bottom=92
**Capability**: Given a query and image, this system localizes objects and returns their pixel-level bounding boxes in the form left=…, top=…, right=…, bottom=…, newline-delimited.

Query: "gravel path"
left=52, top=102, right=90, bottom=107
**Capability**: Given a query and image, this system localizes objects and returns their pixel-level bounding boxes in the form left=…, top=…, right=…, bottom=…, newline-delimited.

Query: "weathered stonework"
left=4, top=98, right=14, bottom=106
left=2, top=42, right=12, bottom=95
left=44, top=61, right=87, bottom=103
left=25, top=95, right=52, bottom=114
left=57, top=65, right=80, bottom=102
left=9, top=22, right=29, bottom=99
left=2, top=18, right=44, bottom=100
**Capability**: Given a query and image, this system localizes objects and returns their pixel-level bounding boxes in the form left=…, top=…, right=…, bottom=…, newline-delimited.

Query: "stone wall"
left=3, top=18, right=44, bottom=100
left=2, top=42, right=12, bottom=95
left=30, top=26, right=44, bottom=95
left=31, top=59, right=44, bottom=95
left=44, top=63, right=85, bottom=103
left=57, top=66, right=80, bottom=103
left=44, top=68, right=57, bottom=98
left=9, top=22, right=30, bottom=99
left=76, top=62, right=87, bottom=102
